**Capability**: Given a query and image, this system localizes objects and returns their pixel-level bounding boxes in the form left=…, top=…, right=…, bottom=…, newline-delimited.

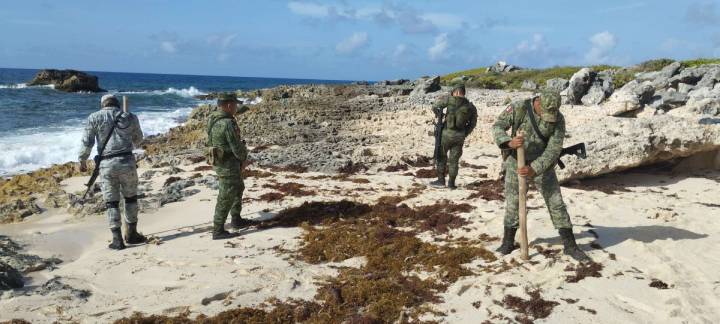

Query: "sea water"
left=0, top=68, right=348, bottom=176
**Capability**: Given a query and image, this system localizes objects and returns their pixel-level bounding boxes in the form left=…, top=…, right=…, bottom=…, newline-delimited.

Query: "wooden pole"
left=123, top=96, right=129, bottom=113
left=517, top=131, right=529, bottom=260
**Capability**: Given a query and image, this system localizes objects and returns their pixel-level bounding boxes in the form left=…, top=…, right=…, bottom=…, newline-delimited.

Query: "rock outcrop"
left=410, top=76, right=441, bottom=96
left=546, top=78, right=569, bottom=92
left=488, top=61, right=520, bottom=73
left=27, top=69, right=105, bottom=93
left=562, top=68, right=596, bottom=104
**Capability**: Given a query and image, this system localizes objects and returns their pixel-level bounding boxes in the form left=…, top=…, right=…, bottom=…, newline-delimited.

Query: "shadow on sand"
left=530, top=225, right=708, bottom=249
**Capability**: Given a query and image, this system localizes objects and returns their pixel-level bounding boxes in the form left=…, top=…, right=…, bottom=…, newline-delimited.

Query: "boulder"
left=581, top=73, right=613, bottom=106
left=557, top=115, right=720, bottom=182
left=649, top=90, right=689, bottom=111
left=603, top=80, right=655, bottom=116
left=668, top=66, right=711, bottom=88
left=27, top=69, right=104, bottom=93
left=521, top=80, right=538, bottom=90
left=488, top=61, right=520, bottom=73
left=546, top=78, right=569, bottom=92
left=696, top=67, right=720, bottom=88
left=562, top=68, right=596, bottom=104
left=410, top=76, right=441, bottom=96
left=379, top=79, right=409, bottom=86
left=670, top=86, right=720, bottom=117
left=659, top=61, right=682, bottom=79
left=0, top=261, right=23, bottom=290
left=678, top=83, right=696, bottom=94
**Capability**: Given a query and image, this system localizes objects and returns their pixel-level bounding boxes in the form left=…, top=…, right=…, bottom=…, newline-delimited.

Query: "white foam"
left=238, top=96, right=263, bottom=105
left=115, top=86, right=207, bottom=98
left=0, top=107, right=194, bottom=176
left=0, top=83, right=54, bottom=89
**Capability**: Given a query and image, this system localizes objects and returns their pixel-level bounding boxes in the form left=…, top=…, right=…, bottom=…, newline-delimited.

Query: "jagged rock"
left=562, top=68, right=596, bottom=104
left=558, top=115, right=720, bottom=182
left=410, top=76, right=441, bottom=96
left=649, top=90, right=689, bottom=111
left=659, top=62, right=682, bottom=79
left=379, top=79, right=409, bottom=86
left=678, top=83, right=696, bottom=94
left=26, top=69, right=104, bottom=93
left=696, top=67, right=720, bottom=88
left=488, top=61, right=520, bottom=73
left=0, top=198, right=42, bottom=223
left=668, top=66, right=711, bottom=88
left=604, top=80, right=655, bottom=116
left=160, top=179, right=198, bottom=205
left=581, top=73, right=613, bottom=106
left=521, top=80, right=538, bottom=90
left=546, top=78, right=569, bottom=92
left=670, top=85, right=720, bottom=117
left=0, top=261, right=23, bottom=290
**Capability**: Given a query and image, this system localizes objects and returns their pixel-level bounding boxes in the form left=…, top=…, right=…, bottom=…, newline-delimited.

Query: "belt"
left=101, top=151, right=133, bottom=160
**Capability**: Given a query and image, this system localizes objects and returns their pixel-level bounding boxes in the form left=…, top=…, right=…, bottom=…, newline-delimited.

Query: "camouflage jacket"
left=79, top=107, right=143, bottom=163
left=492, top=99, right=566, bottom=175
left=207, top=110, right=248, bottom=178
left=432, top=96, right=478, bottom=136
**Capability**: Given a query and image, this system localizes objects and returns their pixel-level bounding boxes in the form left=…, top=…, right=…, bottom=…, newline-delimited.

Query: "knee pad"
left=106, top=201, right=120, bottom=209
left=125, top=196, right=138, bottom=204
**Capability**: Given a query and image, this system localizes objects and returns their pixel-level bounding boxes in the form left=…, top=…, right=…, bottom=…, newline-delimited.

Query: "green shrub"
left=636, top=58, right=676, bottom=72
left=681, top=58, right=720, bottom=68
left=467, top=75, right=504, bottom=89
left=613, top=71, right=635, bottom=89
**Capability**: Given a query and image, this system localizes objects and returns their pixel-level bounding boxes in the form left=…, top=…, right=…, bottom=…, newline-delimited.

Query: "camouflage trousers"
left=100, top=156, right=139, bottom=229
left=213, top=176, right=245, bottom=231
left=436, top=130, right=466, bottom=179
left=503, top=156, right=572, bottom=229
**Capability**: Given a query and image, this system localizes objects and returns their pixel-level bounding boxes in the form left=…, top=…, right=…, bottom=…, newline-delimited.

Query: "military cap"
left=100, top=94, right=120, bottom=108
left=539, top=90, right=561, bottom=122
left=217, top=92, right=242, bottom=105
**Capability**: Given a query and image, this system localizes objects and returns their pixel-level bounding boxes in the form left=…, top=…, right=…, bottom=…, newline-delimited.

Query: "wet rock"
left=26, top=69, right=104, bottom=93
left=0, top=261, right=23, bottom=290
left=0, top=235, right=62, bottom=290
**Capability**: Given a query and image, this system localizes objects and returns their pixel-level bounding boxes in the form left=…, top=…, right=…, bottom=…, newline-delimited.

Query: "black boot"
left=496, top=227, right=518, bottom=255
left=125, top=222, right=147, bottom=244
left=559, top=228, right=591, bottom=262
left=448, top=176, right=457, bottom=190
left=230, top=215, right=255, bottom=230
left=109, top=228, right=126, bottom=250
left=212, top=224, right=240, bottom=240
left=429, top=175, right=446, bottom=187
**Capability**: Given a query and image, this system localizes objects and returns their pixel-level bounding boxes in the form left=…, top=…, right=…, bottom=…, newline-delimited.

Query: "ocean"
left=0, top=68, right=349, bottom=176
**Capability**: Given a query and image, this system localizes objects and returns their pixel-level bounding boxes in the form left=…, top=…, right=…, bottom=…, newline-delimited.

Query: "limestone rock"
left=562, top=68, right=596, bottom=104
left=410, top=76, right=441, bottom=96
left=521, top=80, right=538, bottom=90
left=488, top=61, right=520, bottom=73
left=27, top=69, right=104, bottom=93
left=546, top=78, right=569, bottom=92
left=649, top=90, right=689, bottom=111
left=603, top=80, right=655, bottom=116
left=581, top=74, right=613, bottom=106
left=0, top=261, right=23, bottom=290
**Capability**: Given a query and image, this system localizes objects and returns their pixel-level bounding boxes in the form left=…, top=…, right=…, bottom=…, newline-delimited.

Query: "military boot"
left=109, top=228, right=126, bottom=250
left=230, top=214, right=255, bottom=230
left=559, top=228, right=591, bottom=262
left=125, top=222, right=147, bottom=244
left=447, top=176, right=457, bottom=190
left=496, top=227, right=518, bottom=255
left=212, top=225, right=240, bottom=240
left=429, top=176, right=446, bottom=188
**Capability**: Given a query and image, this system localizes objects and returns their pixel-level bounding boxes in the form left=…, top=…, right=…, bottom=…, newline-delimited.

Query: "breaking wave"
left=115, top=86, right=207, bottom=98
left=0, top=83, right=55, bottom=89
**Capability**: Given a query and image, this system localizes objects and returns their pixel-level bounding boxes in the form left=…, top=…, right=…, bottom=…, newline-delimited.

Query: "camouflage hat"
left=217, top=92, right=241, bottom=105
left=539, top=90, right=561, bottom=122
left=100, top=94, right=119, bottom=108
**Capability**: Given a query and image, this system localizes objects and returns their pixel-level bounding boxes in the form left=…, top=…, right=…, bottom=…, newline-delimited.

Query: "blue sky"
left=1, top=0, right=719, bottom=80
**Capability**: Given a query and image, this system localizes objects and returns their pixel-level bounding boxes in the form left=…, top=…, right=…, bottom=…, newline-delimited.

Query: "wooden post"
left=123, top=96, right=129, bottom=113
left=517, top=131, right=529, bottom=260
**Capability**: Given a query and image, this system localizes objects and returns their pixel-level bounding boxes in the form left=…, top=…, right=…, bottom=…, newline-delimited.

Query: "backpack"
left=446, top=97, right=472, bottom=132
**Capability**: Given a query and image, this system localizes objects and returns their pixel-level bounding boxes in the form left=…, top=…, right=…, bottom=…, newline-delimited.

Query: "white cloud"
left=336, top=32, right=369, bottom=54
left=288, top=1, right=329, bottom=18
left=497, top=33, right=575, bottom=67
left=585, top=31, right=617, bottom=64
left=420, top=13, right=464, bottom=30
left=160, top=41, right=177, bottom=54
left=428, top=33, right=449, bottom=61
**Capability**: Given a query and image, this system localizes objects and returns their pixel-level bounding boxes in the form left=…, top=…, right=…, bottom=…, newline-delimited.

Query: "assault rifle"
left=432, top=107, right=445, bottom=164
left=557, top=143, right=587, bottom=169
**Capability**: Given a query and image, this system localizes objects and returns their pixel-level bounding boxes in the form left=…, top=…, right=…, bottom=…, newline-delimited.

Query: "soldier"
left=79, top=94, right=146, bottom=250
left=207, top=93, right=252, bottom=240
left=430, top=84, right=478, bottom=189
left=492, top=91, right=590, bottom=262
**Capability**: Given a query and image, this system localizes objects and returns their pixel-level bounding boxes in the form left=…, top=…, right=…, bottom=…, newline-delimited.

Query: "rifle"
left=557, top=143, right=587, bottom=169
left=81, top=97, right=127, bottom=201
left=432, top=107, right=445, bottom=164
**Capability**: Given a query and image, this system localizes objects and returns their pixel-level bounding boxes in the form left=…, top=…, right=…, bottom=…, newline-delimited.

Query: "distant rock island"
left=27, top=69, right=105, bottom=93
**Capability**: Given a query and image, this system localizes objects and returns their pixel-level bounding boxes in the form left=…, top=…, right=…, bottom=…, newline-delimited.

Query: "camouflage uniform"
left=492, top=97, right=572, bottom=229
left=432, top=95, right=478, bottom=184
left=207, top=110, right=248, bottom=233
left=79, top=105, right=143, bottom=230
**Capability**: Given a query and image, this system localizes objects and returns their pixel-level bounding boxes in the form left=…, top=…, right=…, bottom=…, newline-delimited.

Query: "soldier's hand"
left=79, top=161, right=88, bottom=173
left=518, top=166, right=535, bottom=178
left=509, top=135, right=525, bottom=149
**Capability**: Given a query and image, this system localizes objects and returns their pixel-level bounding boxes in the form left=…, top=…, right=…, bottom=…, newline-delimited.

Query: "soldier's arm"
left=530, top=115, right=565, bottom=175
left=432, top=96, right=449, bottom=116
left=78, top=116, right=97, bottom=161
left=130, top=114, right=144, bottom=148
left=492, top=106, right=514, bottom=148
left=223, top=120, right=248, bottom=162
left=465, top=103, right=478, bottom=136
